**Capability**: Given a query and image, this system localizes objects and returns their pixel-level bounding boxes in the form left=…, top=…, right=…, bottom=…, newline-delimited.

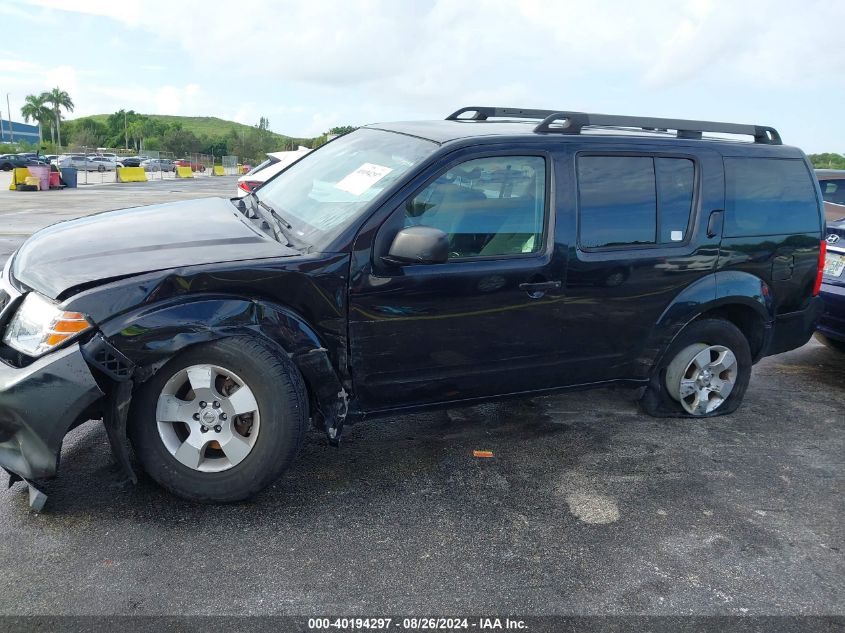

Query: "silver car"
left=141, top=158, right=176, bottom=172
left=58, top=155, right=113, bottom=172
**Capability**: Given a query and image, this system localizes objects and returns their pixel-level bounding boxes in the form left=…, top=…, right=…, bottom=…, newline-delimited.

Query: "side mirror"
left=382, top=226, right=449, bottom=266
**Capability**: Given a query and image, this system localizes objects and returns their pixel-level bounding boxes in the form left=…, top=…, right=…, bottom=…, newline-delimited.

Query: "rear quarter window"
left=724, top=158, right=820, bottom=237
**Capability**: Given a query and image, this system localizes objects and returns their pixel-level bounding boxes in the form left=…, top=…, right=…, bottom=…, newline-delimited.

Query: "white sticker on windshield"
left=335, top=163, right=393, bottom=196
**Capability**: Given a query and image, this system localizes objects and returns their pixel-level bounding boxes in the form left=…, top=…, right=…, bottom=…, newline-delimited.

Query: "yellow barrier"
left=175, top=166, right=194, bottom=179
left=212, top=165, right=225, bottom=176
left=8, top=167, right=31, bottom=190
left=116, top=167, right=148, bottom=183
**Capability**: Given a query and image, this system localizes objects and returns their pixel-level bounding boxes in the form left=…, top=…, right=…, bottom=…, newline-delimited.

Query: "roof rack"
left=444, top=106, right=782, bottom=145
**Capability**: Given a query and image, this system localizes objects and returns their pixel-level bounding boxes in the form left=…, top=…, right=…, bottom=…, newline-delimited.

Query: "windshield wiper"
left=247, top=192, right=301, bottom=248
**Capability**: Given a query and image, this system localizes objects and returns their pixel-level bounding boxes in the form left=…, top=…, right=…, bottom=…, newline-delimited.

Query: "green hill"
left=75, top=114, right=305, bottom=145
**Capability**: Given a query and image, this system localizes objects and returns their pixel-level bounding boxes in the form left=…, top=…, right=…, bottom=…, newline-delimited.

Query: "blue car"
left=816, top=170, right=845, bottom=351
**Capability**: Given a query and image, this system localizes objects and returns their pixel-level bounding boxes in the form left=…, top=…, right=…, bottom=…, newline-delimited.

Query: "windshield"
left=256, top=128, right=437, bottom=247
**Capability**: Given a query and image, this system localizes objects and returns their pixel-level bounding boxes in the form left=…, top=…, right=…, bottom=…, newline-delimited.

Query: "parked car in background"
left=174, top=158, right=206, bottom=172
left=236, top=147, right=311, bottom=197
left=815, top=170, right=845, bottom=352
left=93, top=152, right=121, bottom=162
left=0, top=108, right=825, bottom=505
left=88, top=156, right=123, bottom=170
left=58, top=155, right=112, bottom=172
left=15, top=153, right=47, bottom=164
left=816, top=169, right=845, bottom=223
left=141, top=158, right=176, bottom=172
left=119, top=156, right=143, bottom=168
left=0, top=154, right=30, bottom=170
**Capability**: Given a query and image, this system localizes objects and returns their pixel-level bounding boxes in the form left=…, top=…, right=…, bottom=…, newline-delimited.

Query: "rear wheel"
left=129, top=336, right=307, bottom=502
left=98, top=164, right=105, bottom=172
left=640, top=319, right=752, bottom=417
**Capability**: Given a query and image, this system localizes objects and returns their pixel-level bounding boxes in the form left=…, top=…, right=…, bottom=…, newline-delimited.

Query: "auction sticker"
left=335, top=163, right=393, bottom=196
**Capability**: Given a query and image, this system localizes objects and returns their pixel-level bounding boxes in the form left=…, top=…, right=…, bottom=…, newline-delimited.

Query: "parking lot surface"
left=0, top=178, right=842, bottom=616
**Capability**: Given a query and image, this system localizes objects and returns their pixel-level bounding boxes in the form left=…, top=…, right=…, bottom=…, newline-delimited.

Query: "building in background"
left=0, top=120, right=39, bottom=144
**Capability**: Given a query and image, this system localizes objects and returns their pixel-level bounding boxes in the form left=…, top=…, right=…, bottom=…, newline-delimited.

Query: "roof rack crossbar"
left=445, top=106, right=558, bottom=121
left=444, top=107, right=782, bottom=144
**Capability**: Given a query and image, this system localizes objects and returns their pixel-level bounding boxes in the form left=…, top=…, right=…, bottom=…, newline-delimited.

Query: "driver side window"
left=404, top=155, right=547, bottom=259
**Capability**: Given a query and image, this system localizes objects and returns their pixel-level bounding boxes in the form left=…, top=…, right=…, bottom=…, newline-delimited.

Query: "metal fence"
left=57, top=146, right=241, bottom=185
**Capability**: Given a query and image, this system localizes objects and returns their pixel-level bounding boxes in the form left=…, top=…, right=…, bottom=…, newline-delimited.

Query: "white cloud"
left=12, top=0, right=845, bottom=150
left=302, top=111, right=341, bottom=137
left=44, top=65, right=79, bottom=97
left=154, top=83, right=201, bottom=115
left=27, top=0, right=143, bottom=24
left=24, top=0, right=845, bottom=95
left=0, top=59, right=42, bottom=74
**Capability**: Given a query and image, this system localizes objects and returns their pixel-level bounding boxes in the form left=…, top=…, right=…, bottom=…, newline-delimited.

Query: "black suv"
left=0, top=107, right=826, bottom=505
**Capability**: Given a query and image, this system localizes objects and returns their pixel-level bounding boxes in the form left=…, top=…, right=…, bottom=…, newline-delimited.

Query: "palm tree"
left=40, top=87, right=74, bottom=148
left=20, top=94, right=51, bottom=145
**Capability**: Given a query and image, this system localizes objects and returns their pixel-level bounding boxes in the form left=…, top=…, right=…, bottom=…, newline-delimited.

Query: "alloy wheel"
left=156, top=364, right=261, bottom=472
left=665, top=343, right=738, bottom=415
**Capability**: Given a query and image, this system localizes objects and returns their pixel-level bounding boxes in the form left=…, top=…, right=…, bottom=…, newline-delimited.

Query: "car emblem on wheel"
left=827, top=234, right=841, bottom=244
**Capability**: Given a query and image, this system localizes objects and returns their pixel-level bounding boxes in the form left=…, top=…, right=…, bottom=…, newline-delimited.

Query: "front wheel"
left=640, top=318, right=752, bottom=417
left=98, top=164, right=105, bottom=172
left=129, top=336, right=307, bottom=502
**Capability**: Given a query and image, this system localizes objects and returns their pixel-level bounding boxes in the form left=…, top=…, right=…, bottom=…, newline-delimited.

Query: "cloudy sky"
left=1, top=0, right=843, bottom=151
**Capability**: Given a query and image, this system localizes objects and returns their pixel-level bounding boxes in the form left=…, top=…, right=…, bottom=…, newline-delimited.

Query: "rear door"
left=556, top=145, right=725, bottom=382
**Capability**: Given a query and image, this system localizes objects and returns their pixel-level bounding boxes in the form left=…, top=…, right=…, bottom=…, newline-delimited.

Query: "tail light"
left=813, top=239, right=826, bottom=296
left=238, top=180, right=261, bottom=193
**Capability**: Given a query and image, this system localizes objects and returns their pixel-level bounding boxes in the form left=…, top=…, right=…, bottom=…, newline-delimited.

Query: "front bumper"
left=0, top=343, right=104, bottom=480
left=818, top=281, right=845, bottom=343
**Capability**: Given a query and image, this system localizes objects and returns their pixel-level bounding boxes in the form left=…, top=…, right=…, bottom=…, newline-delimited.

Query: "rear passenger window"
left=724, top=158, right=820, bottom=236
left=404, top=156, right=546, bottom=258
left=578, top=156, right=695, bottom=249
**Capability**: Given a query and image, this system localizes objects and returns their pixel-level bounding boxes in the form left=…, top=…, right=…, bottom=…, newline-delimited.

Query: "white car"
left=236, top=147, right=311, bottom=197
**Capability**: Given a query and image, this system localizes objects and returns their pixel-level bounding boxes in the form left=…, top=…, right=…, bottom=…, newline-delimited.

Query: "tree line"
left=809, top=153, right=845, bottom=170
left=20, top=87, right=354, bottom=162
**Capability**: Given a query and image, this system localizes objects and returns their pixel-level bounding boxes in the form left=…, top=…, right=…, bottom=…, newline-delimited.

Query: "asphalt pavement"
left=0, top=176, right=842, bottom=618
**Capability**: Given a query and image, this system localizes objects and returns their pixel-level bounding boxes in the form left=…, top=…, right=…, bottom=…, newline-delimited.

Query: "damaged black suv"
left=0, top=107, right=826, bottom=505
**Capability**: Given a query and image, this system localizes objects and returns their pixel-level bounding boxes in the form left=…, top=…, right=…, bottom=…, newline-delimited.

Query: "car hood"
left=12, top=197, right=297, bottom=299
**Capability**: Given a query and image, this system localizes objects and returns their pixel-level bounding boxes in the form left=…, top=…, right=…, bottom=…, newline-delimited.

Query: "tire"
left=98, top=164, right=105, bottom=172
left=815, top=332, right=845, bottom=353
left=129, top=336, right=308, bottom=502
left=640, top=318, right=752, bottom=418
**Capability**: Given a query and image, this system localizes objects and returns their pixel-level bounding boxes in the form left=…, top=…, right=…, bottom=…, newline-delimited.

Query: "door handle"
left=707, top=210, right=724, bottom=239
left=519, top=280, right=561, bottom=298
